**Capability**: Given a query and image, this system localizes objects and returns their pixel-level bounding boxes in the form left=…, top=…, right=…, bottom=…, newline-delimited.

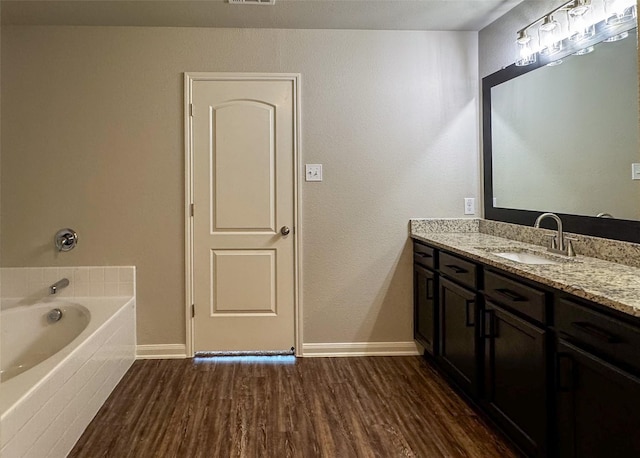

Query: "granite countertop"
left=411, top=229, right=640, bottom=319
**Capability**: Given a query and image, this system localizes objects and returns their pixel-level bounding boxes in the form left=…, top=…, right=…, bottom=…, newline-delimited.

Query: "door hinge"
left=189, top=103, right=193, bottom=117
left=191, top=303, right=195, bottom=318
left=190, top=203, right=194, bottom=217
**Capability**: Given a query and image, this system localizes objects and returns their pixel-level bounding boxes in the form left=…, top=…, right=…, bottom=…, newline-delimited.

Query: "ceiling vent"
left=228, top=0, right=275, bottom=4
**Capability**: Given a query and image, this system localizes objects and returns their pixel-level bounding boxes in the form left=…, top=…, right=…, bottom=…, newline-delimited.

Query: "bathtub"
left=0, top=296, right=136, bottom=457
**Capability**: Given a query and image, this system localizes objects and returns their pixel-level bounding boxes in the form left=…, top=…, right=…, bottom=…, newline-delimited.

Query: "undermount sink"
left=492, top=251, right=563, bottom=265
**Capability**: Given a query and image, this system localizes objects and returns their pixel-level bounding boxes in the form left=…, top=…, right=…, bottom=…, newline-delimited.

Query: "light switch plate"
left=632, top=163, right=640, bottom=180
left=306, top=164, right=323, bottom=182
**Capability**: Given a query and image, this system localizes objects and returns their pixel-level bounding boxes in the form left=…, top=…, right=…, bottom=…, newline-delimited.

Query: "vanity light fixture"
left=539, top=15, right=563, bottom=55
left=568, top=0, right=596, bottom=42
left=514, top=0, right=638, bottom=67
left=515, top=30, right=537, bottom=66
left=604, top=0, right=637, bottom=25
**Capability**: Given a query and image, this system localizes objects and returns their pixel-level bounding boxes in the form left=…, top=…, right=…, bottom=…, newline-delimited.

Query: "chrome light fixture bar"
left=515, top=0, right=637, bottom=67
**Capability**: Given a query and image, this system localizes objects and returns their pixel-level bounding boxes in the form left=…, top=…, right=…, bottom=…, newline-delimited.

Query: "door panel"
left=439, top=277, right=477, bottom=394
left=212, top=101, right=276, bottom=232
left=191, top=77, right=296, bottom=353
left=414, top=264, right=437, bottom=355
left=211, top=250, right=276, bottom=314
left=484, top=302, right=547, bottom=457
left=557, top=340, right=640, bottom=457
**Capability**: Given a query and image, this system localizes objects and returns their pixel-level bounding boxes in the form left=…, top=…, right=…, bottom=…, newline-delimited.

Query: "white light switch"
left=306, top=164, right=323, bottom=182
left=632, top=163, right=640, bottom=180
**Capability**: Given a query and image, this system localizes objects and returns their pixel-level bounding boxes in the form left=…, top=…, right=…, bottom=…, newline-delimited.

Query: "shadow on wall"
left=356, top=237, right=414, bottom=343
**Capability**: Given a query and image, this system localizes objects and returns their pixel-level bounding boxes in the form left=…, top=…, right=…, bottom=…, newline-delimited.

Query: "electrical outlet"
left=632, top=163, right=640, bottom=180
left=306, top=164, right=323, bottom=182
left=464, top=198, right=475, bottom=215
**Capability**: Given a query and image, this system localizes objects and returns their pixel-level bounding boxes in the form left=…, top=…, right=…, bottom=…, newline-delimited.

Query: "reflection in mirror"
left=491, top=29, right=638, bottom=220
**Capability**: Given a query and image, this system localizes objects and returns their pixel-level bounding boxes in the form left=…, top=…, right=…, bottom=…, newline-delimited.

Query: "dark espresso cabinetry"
left=439, top=276, right=478, bottom=395
left=555, top=298, right=640, bottom=458
left=413, top=242, right=437, bottom=356
left=412, top=240, right=640, bottom=457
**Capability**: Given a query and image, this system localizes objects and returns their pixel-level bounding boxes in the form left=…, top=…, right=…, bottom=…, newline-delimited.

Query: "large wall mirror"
left=483, top=18, right=640, bottom=242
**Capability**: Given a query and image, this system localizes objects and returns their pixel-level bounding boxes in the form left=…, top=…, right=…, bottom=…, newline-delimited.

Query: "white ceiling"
left=1, top=0, right=524, bottom=31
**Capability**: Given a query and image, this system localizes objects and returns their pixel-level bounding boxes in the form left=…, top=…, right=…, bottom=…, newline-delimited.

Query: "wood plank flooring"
left=69, top=356, right=520, bottom=457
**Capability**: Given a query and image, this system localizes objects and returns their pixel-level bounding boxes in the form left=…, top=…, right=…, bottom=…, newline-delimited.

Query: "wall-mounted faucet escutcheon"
left=55, top=228, right=78, bottom=252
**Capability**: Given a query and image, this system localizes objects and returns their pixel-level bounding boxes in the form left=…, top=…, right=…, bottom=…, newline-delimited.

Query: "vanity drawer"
left=484, top=271, right=546, bottom=323
left=556, top=298, right=640, bottom=372
left=413, top=242, right=435, bottom=269
left=439, top=252, right=477, bottom=289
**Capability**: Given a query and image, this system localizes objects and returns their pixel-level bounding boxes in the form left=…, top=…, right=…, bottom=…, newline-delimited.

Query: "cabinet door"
left=439, top=277, right=477, bottom=395
left=414, top=264, right=437, bottom=355
left=557, top=340, right=640, bottom=458
left=484, top=302, right=547, bottom=457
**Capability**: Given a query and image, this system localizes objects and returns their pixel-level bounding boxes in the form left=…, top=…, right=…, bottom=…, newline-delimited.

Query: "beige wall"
left=1, top=26, right=479, bottom=346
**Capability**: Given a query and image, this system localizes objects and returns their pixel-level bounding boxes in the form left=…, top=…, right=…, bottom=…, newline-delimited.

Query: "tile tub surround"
left=0, top=297, right=136, bottom=458
left=0, top=266, right=136, bottom=457
left=0, top=266, right=135, bottom=302
left=410, top=219, right=640, bottom=318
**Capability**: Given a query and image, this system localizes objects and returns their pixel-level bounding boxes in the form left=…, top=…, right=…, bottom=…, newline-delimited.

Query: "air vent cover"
left=228, top=0, right=275, bottom=4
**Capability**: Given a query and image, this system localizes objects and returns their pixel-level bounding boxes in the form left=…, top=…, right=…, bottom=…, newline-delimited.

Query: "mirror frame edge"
left=482, top=51, right=640, bottom=244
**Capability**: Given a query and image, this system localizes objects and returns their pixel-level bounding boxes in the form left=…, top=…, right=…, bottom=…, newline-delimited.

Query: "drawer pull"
left=446, top=264, right=468, bottom=274
left=571, top=321, right=621, bottom=344
left=494, top=288, right=526, bottom=302
left=483, top=309, right=496, bottom=338
left=465, top=300, right=475, bottom=327
left=557, top=353, right=574, bottom=391
left=426, top=277, right=434, bottom=300
left=415, top=252, right=432, bottom=258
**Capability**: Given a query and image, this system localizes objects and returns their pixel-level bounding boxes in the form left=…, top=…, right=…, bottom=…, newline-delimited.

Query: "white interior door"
left=189, top=75, right=297, bottom=353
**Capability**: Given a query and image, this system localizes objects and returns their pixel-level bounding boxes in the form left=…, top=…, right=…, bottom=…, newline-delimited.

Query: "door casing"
left=184, top=72, right=303, bottom=357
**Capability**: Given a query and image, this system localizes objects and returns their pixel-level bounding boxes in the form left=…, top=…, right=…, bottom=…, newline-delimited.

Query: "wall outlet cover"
left=464, top=197, right=475, bottom=215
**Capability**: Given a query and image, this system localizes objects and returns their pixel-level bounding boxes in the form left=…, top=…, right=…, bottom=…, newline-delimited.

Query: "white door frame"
left=184, top=72, right=303, bottom=357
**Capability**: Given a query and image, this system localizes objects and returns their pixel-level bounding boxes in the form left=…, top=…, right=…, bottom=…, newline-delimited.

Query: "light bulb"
left=604, top=0, right=636, bottom=25
left=568, top=1, right=595, bottom=42
left=539, top=16, right=563, bottom=55
left=515, top=32, right=537, bottom=66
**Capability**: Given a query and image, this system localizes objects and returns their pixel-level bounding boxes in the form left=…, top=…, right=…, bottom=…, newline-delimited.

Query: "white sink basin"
left=493, top=251, right=562, bottom=265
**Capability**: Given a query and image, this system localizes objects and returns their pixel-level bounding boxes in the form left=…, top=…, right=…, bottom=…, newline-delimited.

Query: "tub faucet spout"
left=50, top=278, right=70, bottom=295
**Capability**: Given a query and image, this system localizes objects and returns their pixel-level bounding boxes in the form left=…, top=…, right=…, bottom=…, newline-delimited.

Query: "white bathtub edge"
left=0, top=297, right=136, bottom=457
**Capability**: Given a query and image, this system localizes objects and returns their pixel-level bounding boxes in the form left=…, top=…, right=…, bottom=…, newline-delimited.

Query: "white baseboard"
left=136, top=344, right=187, bottom=359
left=302, top=341, right=420, bottom=358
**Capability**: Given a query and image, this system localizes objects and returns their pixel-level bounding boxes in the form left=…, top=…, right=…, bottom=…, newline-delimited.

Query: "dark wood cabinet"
left=556, top=340, right=640, bottom=457
left=411, top=240, right=640, bottom=457
left=439, top=277, right=478, bottom=396
left=414, top=263, right=437, bottom=355
left=483, top=301, right=547, bottom=457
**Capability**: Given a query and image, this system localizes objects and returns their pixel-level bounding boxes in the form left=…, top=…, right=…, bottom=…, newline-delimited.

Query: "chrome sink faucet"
left=50, top=278, right=70, bottom=295
left=533, top=213, right=576, bottom=257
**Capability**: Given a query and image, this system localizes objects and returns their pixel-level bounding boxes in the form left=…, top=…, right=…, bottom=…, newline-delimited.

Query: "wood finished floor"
left=69, top=356, right=520, bottom=458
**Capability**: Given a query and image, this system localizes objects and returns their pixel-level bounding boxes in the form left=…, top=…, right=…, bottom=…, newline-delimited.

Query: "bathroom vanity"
left=411, top=220, right=640, bottom=458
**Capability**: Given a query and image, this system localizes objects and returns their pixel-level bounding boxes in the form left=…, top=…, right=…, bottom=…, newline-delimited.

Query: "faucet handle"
left=565, top=237, right=578, bottom=257
left=543, top=234, right=558, bottom=250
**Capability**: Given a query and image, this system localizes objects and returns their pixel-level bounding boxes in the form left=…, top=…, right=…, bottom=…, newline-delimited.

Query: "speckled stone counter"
left=410, top=218, right=640, bottom=319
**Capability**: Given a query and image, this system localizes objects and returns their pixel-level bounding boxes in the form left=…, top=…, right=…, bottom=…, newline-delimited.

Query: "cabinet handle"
left=415, top=252, right=432, bottom=258
left=426, top=278, right=434, bottom=300
left=483, top=310, right=496, bottom=338
left=446, top=264, right=468, bottom=274
left=465, top=300, right=475, bottom=327
left=571, top=321, right=620, bottom=344
left=557, top=353, right=574, bottom=392
left=494, top=288, right=525, bottom=302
